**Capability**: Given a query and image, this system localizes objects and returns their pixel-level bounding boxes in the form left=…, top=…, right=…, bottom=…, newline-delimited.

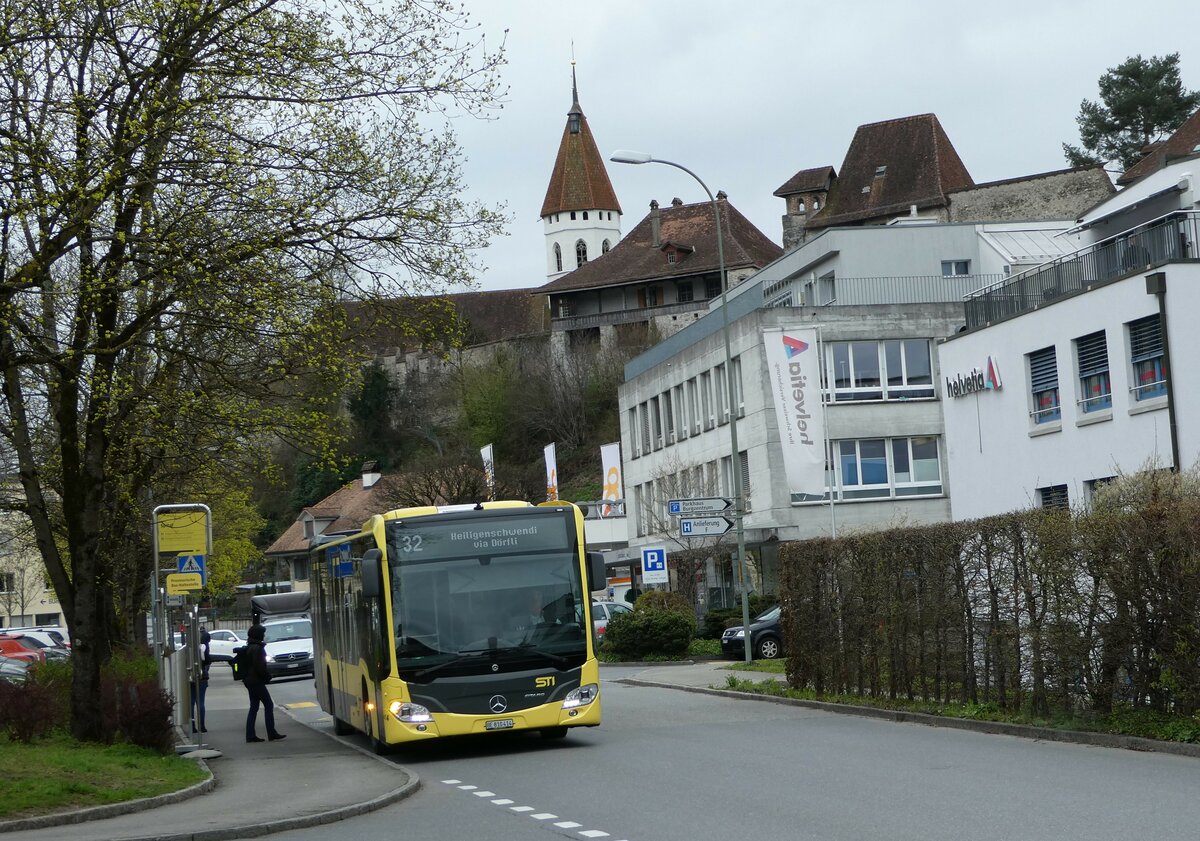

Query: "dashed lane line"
left=442, top=779, right=628, bottom=839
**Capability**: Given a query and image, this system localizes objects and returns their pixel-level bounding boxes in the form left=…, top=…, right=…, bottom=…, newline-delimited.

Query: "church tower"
left=540, top=66, right=622, bottom=284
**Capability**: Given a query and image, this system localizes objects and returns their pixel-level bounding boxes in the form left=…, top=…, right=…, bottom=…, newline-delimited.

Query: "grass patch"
left=688, top=639, right=721, bottom=658
left=720, top=658, right=787, bottom=674
left=0, top=734, right=209, bottom=820
left=718, top=677, right=1200, bottom=744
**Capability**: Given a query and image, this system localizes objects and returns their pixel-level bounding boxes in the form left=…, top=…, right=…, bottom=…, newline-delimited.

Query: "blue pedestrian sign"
left=641, top=546, right=668, bottom=584
left=176, top=553, right=206, bottom=586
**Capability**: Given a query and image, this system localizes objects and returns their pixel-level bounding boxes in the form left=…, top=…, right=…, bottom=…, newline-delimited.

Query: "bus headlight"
left=561, top=684, right=598, bottom=710
left=389, top=700, right=432, bottom=723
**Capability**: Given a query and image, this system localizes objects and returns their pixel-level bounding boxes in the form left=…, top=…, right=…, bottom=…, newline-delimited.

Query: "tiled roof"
left=534, top=196, right=783, bottom=294
left=1117, top=108, right=1200, bottom=186
left=540, top=81, right=621, bottom=218
left=773, top=166, right=836, bottom=197
left=265, top=476, right=407, bottom=557
left=807, top=114, right=974, bottom=230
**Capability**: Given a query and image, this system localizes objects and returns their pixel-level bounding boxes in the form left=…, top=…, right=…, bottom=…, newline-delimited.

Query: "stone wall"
left=948, top=168, right=1114, bottom=223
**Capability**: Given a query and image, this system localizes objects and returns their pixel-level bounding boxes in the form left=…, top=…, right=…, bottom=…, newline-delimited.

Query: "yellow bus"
left=311, top=500, right=606, bottom=749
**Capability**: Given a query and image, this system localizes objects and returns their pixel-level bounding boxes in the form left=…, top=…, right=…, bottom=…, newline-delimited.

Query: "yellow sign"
left=166, top=573, right=203, bottom=594
left=157, top=511, right=208, bottom=555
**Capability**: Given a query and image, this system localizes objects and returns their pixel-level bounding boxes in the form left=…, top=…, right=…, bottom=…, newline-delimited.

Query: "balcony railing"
left=766, top=274, right=1000, bottom=306
left=551, top=300, right=710, bottom=331
left=964, top=211, right=1200, bottom=329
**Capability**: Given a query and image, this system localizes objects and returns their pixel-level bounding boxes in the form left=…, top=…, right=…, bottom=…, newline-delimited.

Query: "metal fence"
left=965, top=211, right=1200, bottom=328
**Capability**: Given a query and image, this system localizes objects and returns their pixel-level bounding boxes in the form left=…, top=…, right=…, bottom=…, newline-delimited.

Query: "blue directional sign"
left=326, top=544, right=353, bottom=578
left=641, top=547, right=668, bottom=584
left=176, top=554, right=206, bottom=586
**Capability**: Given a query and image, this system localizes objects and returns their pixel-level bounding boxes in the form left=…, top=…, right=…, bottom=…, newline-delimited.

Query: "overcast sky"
left=446, top=1, right=1200, bottom=292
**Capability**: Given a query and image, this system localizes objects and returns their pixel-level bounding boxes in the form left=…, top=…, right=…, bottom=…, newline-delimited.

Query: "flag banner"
left=762, top=328, right=827, bottom=501
left=481, top=443, right=495, bottom=500
left=544, top=443, right=559, bottom=501
left=600, top=442, right=624, bottom=517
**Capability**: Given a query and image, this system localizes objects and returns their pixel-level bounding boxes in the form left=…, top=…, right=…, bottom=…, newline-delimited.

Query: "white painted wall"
left=939, top=262, right=1200, bottom=520
left=543, top=210, right=621, bottom=283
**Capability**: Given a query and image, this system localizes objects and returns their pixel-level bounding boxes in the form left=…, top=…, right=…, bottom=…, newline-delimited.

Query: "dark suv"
left=720, top=606, right=783, bottom=659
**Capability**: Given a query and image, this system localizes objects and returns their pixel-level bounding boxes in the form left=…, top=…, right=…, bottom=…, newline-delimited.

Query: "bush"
left=0, top=669, right=63, bottom=743
left=115, top=680, right=175, bottom=754
left=601, top=609, right=694, bottom=660
left=633, top=590, right=693, bottom=617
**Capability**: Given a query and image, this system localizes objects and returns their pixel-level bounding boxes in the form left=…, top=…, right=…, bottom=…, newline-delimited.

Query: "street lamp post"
left=610, top=150, right=753, bottom=664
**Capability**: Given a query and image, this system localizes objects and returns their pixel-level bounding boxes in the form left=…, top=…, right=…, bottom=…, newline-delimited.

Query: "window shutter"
left=1129, top=315, right=1162, bottom=362
left=1029, top=347, right=1058, bottom=391
left=1076, top=331, right=1109, bottom=378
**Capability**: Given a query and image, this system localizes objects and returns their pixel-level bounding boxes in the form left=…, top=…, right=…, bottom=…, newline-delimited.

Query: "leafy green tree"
left=0, top=0, right=505, bottom=740
left=1064, top=53, right=1200, bottom=170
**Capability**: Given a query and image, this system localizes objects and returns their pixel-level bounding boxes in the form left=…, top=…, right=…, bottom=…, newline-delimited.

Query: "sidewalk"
left=0, top=686, right=417, bottom=841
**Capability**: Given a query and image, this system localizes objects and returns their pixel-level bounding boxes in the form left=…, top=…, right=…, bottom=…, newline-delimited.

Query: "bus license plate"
left=485, top=719, right=514, bottom=731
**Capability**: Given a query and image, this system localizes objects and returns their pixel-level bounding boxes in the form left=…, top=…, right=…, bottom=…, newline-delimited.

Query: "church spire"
left=540, top=66, right=621, bottom=218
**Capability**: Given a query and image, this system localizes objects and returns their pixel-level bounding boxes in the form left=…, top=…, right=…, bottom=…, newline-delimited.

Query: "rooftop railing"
left=964, top=211, right=1199, bottom=329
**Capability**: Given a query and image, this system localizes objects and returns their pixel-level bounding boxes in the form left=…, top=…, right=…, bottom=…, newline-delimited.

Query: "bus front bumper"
left=384, top=691, right=601, bottom=741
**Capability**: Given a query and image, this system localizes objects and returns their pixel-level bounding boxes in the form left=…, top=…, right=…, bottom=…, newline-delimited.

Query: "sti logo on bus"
left=535, top=676, right=555, bottom=688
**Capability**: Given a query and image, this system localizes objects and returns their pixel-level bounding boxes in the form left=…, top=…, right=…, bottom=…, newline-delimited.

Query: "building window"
left=649, top=396, right=662, bottom=449
left=628, top=408, right=640, bottom=457
left=293, top=558, right=309, bottom=582
left=1084, top=476, right=1115, bottom=504
left=818, top=271, right=836, bottom=304
left=554, top=243, right=562, bottom=273
left=715, top=363, right=728, bottom=423
left=583, top=211, right=589, bottom=220
left=677, top=281, right=694, bottom=303
left=732, top=356, right=744, bottom=417
left=705, top=277, right=722, bottom=299
left=942, top=260, right=970, bottom=276
left=1038, top=484, right=1069, bottom=509
left=803, top=436, right=943, bottom=503
left=570, top=211, right=576, bottom=220
left=1128, top=315, right=1166, bottom=401
left=667, top=252, right=676, bottom=264
left=739, top=451, right=751, bottom=512
left=687, top=378, right=700, bottom=434
left=830, top=342, right=882, bottom=401
left=0, top=573, right=13, bottom=593
left=639, top=403, right=651, bottom=456
left=700, top=371, right=714, bottom=429
left=575, top=239, right=587, bottom=267
left=673, top=385, right=687, bottom=440
left=602, top=239, right=611, bottom=254
left=607, top=212, right=612, bottom=220
left=1075, top=330, right=1111, bottom=413
left=1028, top=346, right=1060, bottom=424
left=874, top=165, right=887, bottom=177
left=661, top=391, right=674, bottom=444
left=883, top=340, right=934, bottom=399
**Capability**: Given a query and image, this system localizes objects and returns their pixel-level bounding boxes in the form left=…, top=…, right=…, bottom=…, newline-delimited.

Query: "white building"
left=940, top=156, right=1200, bottom=518
left=619, top=218, right=1083, bottom=604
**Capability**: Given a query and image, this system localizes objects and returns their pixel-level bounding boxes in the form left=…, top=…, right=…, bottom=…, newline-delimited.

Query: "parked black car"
left=720, top=606, right=783, bottom=659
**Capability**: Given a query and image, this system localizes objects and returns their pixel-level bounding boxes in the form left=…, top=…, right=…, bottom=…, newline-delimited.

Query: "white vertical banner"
left=600, top=442, right=624, bottom=517
left=544, top=443, right=559, bottom=501
left=480, top=443, right=495, bottom=501
left=762, top=327, right=827, bottom=501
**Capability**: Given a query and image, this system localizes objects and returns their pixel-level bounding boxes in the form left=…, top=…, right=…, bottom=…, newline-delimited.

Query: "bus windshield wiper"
left=410, top=649, right=491, bottom=681
left=509, top=643, right=569, bottom=667
left=409, top=644, right=570, bottom=681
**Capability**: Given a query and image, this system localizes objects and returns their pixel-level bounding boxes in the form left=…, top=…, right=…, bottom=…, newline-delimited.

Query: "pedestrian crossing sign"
left=176, top=553, right=206, bottom=585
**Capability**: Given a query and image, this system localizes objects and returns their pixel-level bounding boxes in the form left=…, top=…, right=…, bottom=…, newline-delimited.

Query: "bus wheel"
left=540, top=727, right=568, bottom=739
left=330, top=671, right=353, bottom=736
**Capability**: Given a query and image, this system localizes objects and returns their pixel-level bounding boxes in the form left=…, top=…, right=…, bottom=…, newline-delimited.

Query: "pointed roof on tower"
left=540, top=67, right=622, bottom=218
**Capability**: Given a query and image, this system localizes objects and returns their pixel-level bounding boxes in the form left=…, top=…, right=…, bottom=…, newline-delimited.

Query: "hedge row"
left=778, top=467, right=1200, bottom=717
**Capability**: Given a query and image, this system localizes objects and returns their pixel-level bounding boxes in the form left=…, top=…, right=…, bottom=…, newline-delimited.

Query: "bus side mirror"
left=361, top=548, right=383, bottom=599
left=586, top=551, right=606, bottom=592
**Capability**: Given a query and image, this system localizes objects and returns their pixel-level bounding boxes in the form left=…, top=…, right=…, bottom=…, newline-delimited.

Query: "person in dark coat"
left=243, top=624, right=285, bottom=743
left=191, top=629, right=211, bottom=734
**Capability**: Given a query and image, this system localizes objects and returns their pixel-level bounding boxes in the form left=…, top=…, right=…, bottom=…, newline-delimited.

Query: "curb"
left=621, top=677, right=1200, bottom=759
left=0, top=707, right=421, bottom=840
left=600, top=659, right=700, bottom=667
left=0, top=764, right=216, bottom=834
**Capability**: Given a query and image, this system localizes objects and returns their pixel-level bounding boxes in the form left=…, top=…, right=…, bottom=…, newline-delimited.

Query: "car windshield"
left=755, top=606, right=781, bottom=622
left=263, top=620, right=311, bottom=642
left=386, top=510, right=588, bottom=679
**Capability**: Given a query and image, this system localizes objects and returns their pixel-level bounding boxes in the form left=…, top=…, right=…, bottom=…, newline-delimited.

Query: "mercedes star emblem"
left=489, top=695, right=508, bottom=713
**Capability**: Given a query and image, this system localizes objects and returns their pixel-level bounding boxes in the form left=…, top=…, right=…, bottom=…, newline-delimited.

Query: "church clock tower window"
left=554, top=243, right=562, bottom=272
left=576, top=239, right=588, bottom=267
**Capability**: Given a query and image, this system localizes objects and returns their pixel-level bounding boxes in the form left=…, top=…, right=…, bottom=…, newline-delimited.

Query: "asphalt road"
left=265, top=666, right=1200, bottom=841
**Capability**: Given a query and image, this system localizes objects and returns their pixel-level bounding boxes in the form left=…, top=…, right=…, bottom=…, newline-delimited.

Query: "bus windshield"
left=385, top=512, right=587, bottom=678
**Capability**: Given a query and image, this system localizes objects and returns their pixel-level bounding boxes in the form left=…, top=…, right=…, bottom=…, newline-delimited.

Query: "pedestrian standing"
left=191, top=629, right=211, bottom=734
left=242, top=624, right=286, bottom=743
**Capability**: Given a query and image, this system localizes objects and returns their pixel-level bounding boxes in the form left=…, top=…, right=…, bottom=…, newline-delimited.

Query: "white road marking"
left=447, top=779, right=626, bottom=839
left=531, top=813, right=558, bottom=820
left=580, top=832, right=611, bottom=838
left=510, top=806, right=535, bottom=812
left=473, top=791, right=496, bottom=797
left=491, top=799, right=514, bottom=805
left=457, top=785, right=477, bottom=790
left=554, top=820, right=582, bottom=829
left=441, top=779, right=461, bottom=784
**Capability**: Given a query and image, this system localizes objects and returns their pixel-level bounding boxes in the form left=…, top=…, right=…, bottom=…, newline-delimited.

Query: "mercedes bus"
left=311, top=500, right=606, bottom=749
